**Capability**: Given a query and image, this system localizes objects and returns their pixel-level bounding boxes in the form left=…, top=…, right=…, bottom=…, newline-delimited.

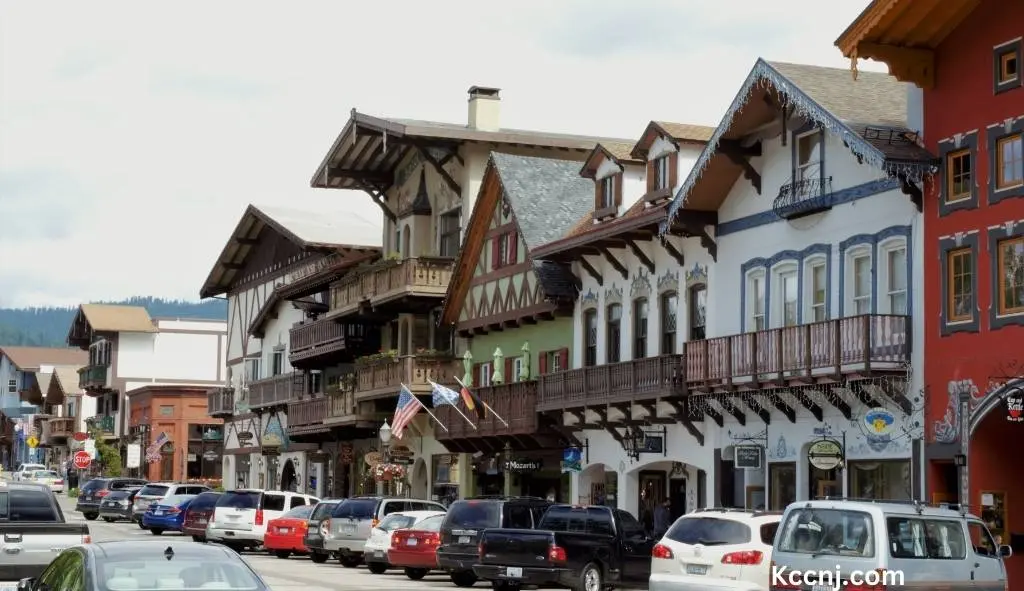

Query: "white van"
left=206, top=489, right=320, bottom=550
left=770, top=499, right=1009, bottom=590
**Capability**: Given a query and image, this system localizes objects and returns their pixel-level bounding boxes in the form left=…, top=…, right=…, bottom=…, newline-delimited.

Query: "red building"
left=839, top=0, right=1024, bottom=576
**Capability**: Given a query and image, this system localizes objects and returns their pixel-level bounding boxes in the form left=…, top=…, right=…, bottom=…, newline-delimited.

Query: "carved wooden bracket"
left=626, top=240, right=655, bottom=274
left=719, top=139, right=763, bottom=195
left=858, top=43, right=935, bottom=90
left=578, top=257, right=604, bottom=286
left=598, top=247, right=628, bottom=280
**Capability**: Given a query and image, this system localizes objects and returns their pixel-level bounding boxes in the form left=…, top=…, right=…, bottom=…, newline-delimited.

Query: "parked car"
left=0, top=481, right=91, bottom=582
left=76, top=477, right=148, bottom=521
left=181, top=491, right=223, bottom=542
left=303, top=499, right=343, bottom=564
left=388, top=514, right=446, bottom=580
left=364, top=510, right=446, bottom=574
left=322, top=496, right=447, bottom=568
left=475, top=504, right=656, bottom=590
left=206, top=489, right=319, bottom=552
left=437, top=496, right=554, bottom=588
left=141, top=494, right=196, bottom=535
left=17, top=541, right=272, bottom=591
left=132, top=482, right=211, bottom=526
left=770, top=499, right=1010, bottom=591
left=13, top=463, right=45, bottom=482
left=26, top=470, right=64, bottom=493
left=264, top=504, right=317, bottom=559
left=649, top=508, right=782, bottom=591
left=98, top=488, right=143, bottom=522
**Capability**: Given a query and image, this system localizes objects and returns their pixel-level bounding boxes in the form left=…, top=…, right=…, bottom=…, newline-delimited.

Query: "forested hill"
left=0, top=296, right=228, bottom=347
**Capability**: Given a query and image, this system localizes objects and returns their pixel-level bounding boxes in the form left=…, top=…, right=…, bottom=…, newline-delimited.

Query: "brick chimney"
left=467, top=86, right=501, bottom=131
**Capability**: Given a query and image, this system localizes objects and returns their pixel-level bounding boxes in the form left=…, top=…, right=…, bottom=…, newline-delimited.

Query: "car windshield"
left=107, top=491, right=132, bottom=500
left=414, top=515, right=444, bottom=532
left=189, top=493, right=221, bottom=511
left=139, top=485, right=170, bottom=497
left=378, top=514, right=416, bottom=532
left=310, top=502, right=337, bottom=521
left=32, top=471, right=60, bottom=479
left=332, top=499, right=377, bottom=519
left=161, top=495, right=195, bottom=507
left=665, top=517, right=751, bottom=546
left=777, top=508, right=875, bottom=557
left=217, top=491, right=260, bottom=510
left=82, top=479, right=108, bottom=492
left=445, top=501, right=501, bottom=528
left=97, top=557, right=263, bottom=591
left=282, top=505, right=315, bottom=520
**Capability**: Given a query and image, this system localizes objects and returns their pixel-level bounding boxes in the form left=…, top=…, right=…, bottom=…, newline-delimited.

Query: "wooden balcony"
left=289, top=318, right=367, bottom=365
left=329, top=257, right=454, bottom=318
left=78, top=364, right=108, bottom=390
left=537, top=314, right=910, bottom=412
left=436, top=381, right=551, bottom=452
left=247, top=373, right=298, bottom=409
left=207, top=388, right=234, bottom=417
left=46, top=417, right=75, bottom=441
left=355, top=355, right=460, bottom=401
left=86, top=415, right=115, bottom=435
left=287, top=397, right=329, bottom=437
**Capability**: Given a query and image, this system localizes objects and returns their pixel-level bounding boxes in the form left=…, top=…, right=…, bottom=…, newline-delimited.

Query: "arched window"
left=633, top=298, right=649, bottom=358
left=606, top=304, right=622, bottom=363
left=583, top=310, right=598, bottom=367
left=660, top=291, right=679, bottom=353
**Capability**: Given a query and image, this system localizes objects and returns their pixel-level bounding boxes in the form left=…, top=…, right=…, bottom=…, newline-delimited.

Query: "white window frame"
left=654, top=155, right=671, bottom=190
left=746, top=269, right=767, bottom=332
left=271, top=349, right=285, bottom=376
left=512, top=358, right=523, bottom=383
left=796, top=129, right=823, bottom=182
left=846, top=246, right=874, bottom=316
left=551, top=352, right=562, bottom=373
left=600, top=175, right=616, bottom=208
left=879, top=238, right=908, bottom=315
left=480, top=362, right=493, bottom=387
left=771, top=262, right=799, bottom=328
left=7, top=379, right=15, bottom=393
left=803, top=256, right=828, bottom=323
left=244, top=358, right=261, bottom=382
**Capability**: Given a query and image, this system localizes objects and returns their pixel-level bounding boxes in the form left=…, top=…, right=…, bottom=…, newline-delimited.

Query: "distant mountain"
left=0, top=296, right=228, bottom=347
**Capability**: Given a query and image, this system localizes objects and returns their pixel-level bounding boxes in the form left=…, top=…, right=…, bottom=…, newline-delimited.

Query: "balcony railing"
left=47, top=417, right=74, bottom=439
left=289, top=319, right=366, bottom=363
left=437, top=381, right=538, bottom=440
left=287, top=397, right=328, bottom=435
left=78, top=365, right=108, bottom=389
left=355, top=355, right=460, bottom=401
left=327, top=389, right=358, bottom=422
left=86, top=415, right=115, bottom=434
left=247, top=373, right=298, bottom=409
left=329, top=258, right=454, bottom=316
left=207, top=388, right=234, bottom=417
left=537, top=314, right=909, bottom=409
left=773, top=176, right=833, bottom=219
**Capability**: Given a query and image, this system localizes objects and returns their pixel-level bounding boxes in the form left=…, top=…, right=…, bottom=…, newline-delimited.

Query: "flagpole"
left=454, top=375, right=509, bottom=427
left=401, top=383, right=448, bottom=432
left=429, top=381, right=478, bottom=430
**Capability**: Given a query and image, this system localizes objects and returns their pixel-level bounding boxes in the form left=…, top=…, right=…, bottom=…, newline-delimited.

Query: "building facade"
left=839, top=0, right=1024, bottom=579
left=128, top=385, right=223, bottom=482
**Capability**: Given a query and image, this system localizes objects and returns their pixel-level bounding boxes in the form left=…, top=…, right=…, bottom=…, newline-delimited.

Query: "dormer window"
left=653, top=155, right=671, bottom=190
left=796, top=130, right=823, bottom=181
left=600, top=176, right=617, bottom=208
left=594, top=173, right=621, bottom=220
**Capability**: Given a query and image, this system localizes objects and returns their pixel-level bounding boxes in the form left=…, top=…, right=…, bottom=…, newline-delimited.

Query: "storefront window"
left=848, top=460, right=911, bottom=500
left=769, top=463, right=796, bottom=510
left=186, top=424, right=224, bottom=480
left=266, top=456, right=279, bottom=490
left=432, top=454, right=460, bottom=506
left=236, top=455, right=250, bottom=488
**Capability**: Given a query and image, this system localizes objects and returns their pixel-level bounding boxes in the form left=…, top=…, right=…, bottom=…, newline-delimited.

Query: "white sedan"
left=363, top=510, right=446, bottom=574
left=27, top=469, right=66, bottom=493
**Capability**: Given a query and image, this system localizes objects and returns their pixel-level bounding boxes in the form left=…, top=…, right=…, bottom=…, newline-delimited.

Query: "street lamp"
left=377, top=421, right=392, bottom=496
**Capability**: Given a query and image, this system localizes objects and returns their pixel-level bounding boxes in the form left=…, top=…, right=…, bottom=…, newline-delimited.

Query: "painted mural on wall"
left=262, top=413, right=288, bottom=450
left=933, top=379, right=978, bottom=444
left=394, top=148, right=462, bottom=213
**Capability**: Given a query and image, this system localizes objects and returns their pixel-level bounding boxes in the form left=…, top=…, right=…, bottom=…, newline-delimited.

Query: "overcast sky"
left=0, top=0, right=885, bottom=308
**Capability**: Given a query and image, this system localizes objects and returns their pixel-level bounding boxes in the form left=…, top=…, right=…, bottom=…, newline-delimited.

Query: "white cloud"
left=0, top=0, right=886, bottom=308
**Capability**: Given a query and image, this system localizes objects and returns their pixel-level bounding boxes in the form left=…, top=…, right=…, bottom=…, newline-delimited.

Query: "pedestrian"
left=654, top=499, right=671, bottom=539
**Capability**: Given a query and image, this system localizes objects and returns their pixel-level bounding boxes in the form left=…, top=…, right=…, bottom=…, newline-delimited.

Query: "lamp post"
left=377, top=420, right=392, bottom=496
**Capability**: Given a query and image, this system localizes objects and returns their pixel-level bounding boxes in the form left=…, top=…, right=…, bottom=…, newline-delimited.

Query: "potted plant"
left=372, top=462, right=406, bottom=482
left=357, top=350, right=399, bottom=367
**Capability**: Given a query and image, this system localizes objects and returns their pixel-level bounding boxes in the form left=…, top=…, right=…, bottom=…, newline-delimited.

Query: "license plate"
left=505, top=567, right=522, bottom=578
left=685, top=564, right=707, bottom=576
left=0, top=581, right=20, bottom=591
left=458, top=536, right=470, bottom=544
left=343, top=525, right=356, bottom=534
left=197, top=518, right=208, bottom=524
left=278, top=527, right=290, bottom=534
left=407, top=538, right=418, bottom=546
left=374, top=551, right=384, bottom=558
left=811, top=586, right=830, bottom=591
left=155, top=511, right=163, bottom=516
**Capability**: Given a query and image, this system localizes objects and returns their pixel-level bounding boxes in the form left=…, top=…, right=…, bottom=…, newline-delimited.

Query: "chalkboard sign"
left=734, top=445, right=762, bottom=469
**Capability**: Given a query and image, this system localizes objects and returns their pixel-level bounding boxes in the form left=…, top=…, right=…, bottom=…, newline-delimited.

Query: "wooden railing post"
left=862, top=314, right=872, bottom=372
left=803, top=324, right=812, bottom=378
left=774, top=329, right=784, bottom=382
left=832, top=319, right=842, bottom=375
left=747, top=334, right=755, bottom=386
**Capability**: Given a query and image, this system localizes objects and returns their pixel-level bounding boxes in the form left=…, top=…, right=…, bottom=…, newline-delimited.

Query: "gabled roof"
left=21, top=371, right=51, bottom=406
left=631, top=121, right=716, bottom=160
left=0, top=346, right=88, bottom=371
left=50, top=366, right=84, bottom=402
left=79, top=304, right=156, bottom=333
left=663, top=59, right=937, bottom=228
left=440, top=153, right=592, bottom=324
left=199, top=204, right=382, bottom=299
left=580, top=141, right=641, bottom=179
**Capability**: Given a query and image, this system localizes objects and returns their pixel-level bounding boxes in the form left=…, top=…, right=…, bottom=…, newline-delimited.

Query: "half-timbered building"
left=662, top=59, right=935, bottom=512
left=199, top=204, right=379, bottom=495
left=438, top=154, right=590, bottom=501
left=529, top=124, right=714, bottom=521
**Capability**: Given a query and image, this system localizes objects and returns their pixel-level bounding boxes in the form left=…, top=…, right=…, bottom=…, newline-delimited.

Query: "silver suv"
left=323, top=496, right=446, bottom=567
left=132, top=482, right=211, bottom=527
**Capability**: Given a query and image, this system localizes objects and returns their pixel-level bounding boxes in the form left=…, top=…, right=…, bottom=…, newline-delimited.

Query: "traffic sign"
left=73, top=432, right=88, bottom=442
left=73, top=450, right=92, bottom=470
left=26, top=436, right=39, bottom=449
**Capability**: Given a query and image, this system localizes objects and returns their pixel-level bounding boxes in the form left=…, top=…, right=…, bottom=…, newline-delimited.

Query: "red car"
left=181, top=491, right=222, bottom=542
left=264, top=504, right=315, bottom=558
left=387, top=514, right=446, bottom=580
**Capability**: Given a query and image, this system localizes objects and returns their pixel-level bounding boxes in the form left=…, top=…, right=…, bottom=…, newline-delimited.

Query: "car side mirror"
left=1000, top=545, right=1013, bottom=558
left=17, top=577, right=36, bottom=591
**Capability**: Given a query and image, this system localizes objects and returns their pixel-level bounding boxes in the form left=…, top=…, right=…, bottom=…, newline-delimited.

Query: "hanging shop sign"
left=807, top=439, right=844, bottom=471
left=340, top=443, right=354, bottom=465
left=561, top=447, right=582, bottom=473
left=389, top=444, right=414, bottom=465
left=504, top=458, right=542, bottom=473
left=1006, top=388, right=1024, bottom=423
left=203, top=450, right=219, bottom=461
left=236, top=431, right=254, bottom=442
left=734, top=445, right=762, bottom=470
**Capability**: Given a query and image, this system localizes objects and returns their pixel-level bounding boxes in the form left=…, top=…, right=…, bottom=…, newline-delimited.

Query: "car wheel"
left=102, top=517, right=115, bottom=523
left=338, top=555, right=360, bottom=568
left=367, top=562, right=387, bottom=575
left=84, top=513, right=98, bottom=521
left=450, top=571, right=477, bottom=587
left=309, top=551, right=328, bottom=564
left=192, top=536, right=205, bottom=543
left=404, top=568, right=428, bottom=580
left=138, top=521, right=147, bottom=530
left=274, top=550, right=291, bottom=559
left=573, top=562, right=602, bottom=591
left=150, top=528, right=164, bottom=535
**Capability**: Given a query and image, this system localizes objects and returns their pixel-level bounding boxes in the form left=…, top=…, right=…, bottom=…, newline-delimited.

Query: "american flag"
left=391, top=386, right=423, bottom=440
left=146, top=431, right=169, bottom=463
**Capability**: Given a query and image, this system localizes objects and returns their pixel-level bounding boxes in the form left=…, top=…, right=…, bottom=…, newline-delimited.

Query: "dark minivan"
left=182, top=491, right=223, bottom=542
left=436, top=496, right=553, bottom=588
left=76, top=477, right=148, bottom=520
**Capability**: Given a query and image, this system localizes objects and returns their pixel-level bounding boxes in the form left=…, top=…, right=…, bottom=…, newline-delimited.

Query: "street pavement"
left=54, top=494, right=486, bottom=591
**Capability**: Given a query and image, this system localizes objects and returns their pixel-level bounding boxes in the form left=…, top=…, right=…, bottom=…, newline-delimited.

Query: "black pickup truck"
left=474, top=504, right=655, bottom=591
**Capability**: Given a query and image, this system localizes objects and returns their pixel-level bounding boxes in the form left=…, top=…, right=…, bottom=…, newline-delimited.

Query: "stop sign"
left=73, top=450, right=91, bottom=470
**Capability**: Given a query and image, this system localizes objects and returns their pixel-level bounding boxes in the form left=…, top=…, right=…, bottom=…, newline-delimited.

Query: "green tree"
left=89, top=429, right=123, bottom=477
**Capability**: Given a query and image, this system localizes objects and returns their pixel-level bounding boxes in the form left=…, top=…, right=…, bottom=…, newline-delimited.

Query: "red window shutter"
left=647, top=162, right=655, bottom=192
left=594, top=182, right=602, bottom=209
left=509, top=232, right=519, bottom=264
left=614, top=174, right=623, bottom=207
left=491, top=238, right=499, bottom=270
left=538, top=351, right=549, bottom=375
left=669, top=154, right=679, bottom=188
left=558, top=348, right=569, bottom=371
left=505, top=358, right=515, bottom=382
left=473, top=363, right=481, bottom=386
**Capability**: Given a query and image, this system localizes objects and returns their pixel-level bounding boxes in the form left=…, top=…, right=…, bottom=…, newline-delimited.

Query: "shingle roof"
left=79, top=304, right=157, bottom=333
left=654, top=121, right=716, bottom=143
left=0, top=347, right=88, bottom=371
left=52, top=366, right=84, bottom=397
left=251, top=204, right=382, bottom=250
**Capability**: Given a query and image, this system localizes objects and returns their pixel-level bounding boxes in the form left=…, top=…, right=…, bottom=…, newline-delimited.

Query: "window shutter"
left=490, top=238, right=499, bottom=270
left=509, top=232, right=519, bottom=264
left=669, top=154, right=679, bottom=188
left=594, top=182, right=602, bottom=209
left=614, top=173, right=623, bottom=207
left=558, top=348, right=569, bottom=370
left=647, top=161, right=655, bottom=192
left=505, top=358, right=515, bottom=382
left=538, top=351, right=549, bottom=375
left=473, top=363, right=481, bottom=386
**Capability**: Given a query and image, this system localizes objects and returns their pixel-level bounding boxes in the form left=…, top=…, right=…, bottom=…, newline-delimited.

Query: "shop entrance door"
left=817, top=480, right=840, bottom=498
left=669, top=479, right=686, bottom=521
left=638, top=470, right=666, bottom=535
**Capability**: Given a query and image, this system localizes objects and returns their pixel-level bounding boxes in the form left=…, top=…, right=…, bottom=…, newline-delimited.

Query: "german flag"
left=460, top=384, right=485, bottom=420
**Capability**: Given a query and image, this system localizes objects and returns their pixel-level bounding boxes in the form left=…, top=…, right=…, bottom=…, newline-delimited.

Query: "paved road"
left=55, top=495, right=486, bottom=591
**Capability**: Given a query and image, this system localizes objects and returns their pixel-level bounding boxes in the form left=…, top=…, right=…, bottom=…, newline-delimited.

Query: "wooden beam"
left=223, top=263, right=244, bottom=270
left=721, top=399, right=746, bottom=426
left=578, top=257, right=604, bottom=286
left=415, top=145, right=462, bottom=197
left=659, top=238, right=685, bottom=266
left=742, top=395, right=771, bottom=424
left=235, top=237, right=259, bottom=246
left=771, top=395, right=796, bottom=423
left=877, top=379, right=914, bottom=415
left=856, top=42, right=935, bottom=89
left=792, top=389, right=823, bottom=422
left=360, top=185, right=397, bottom=223
left=898, top=174, right=924, bottom=213
left=327, top=167, right=392, bottom=184
left=719, top=139, right=762, bottom=195
left=598, top=247, right=628, bottom=280
left=626, top=240, right=655, bottom=274
left=823, top=384, right=853, bottom=420
left=851, top=382, right=882, bottom=408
